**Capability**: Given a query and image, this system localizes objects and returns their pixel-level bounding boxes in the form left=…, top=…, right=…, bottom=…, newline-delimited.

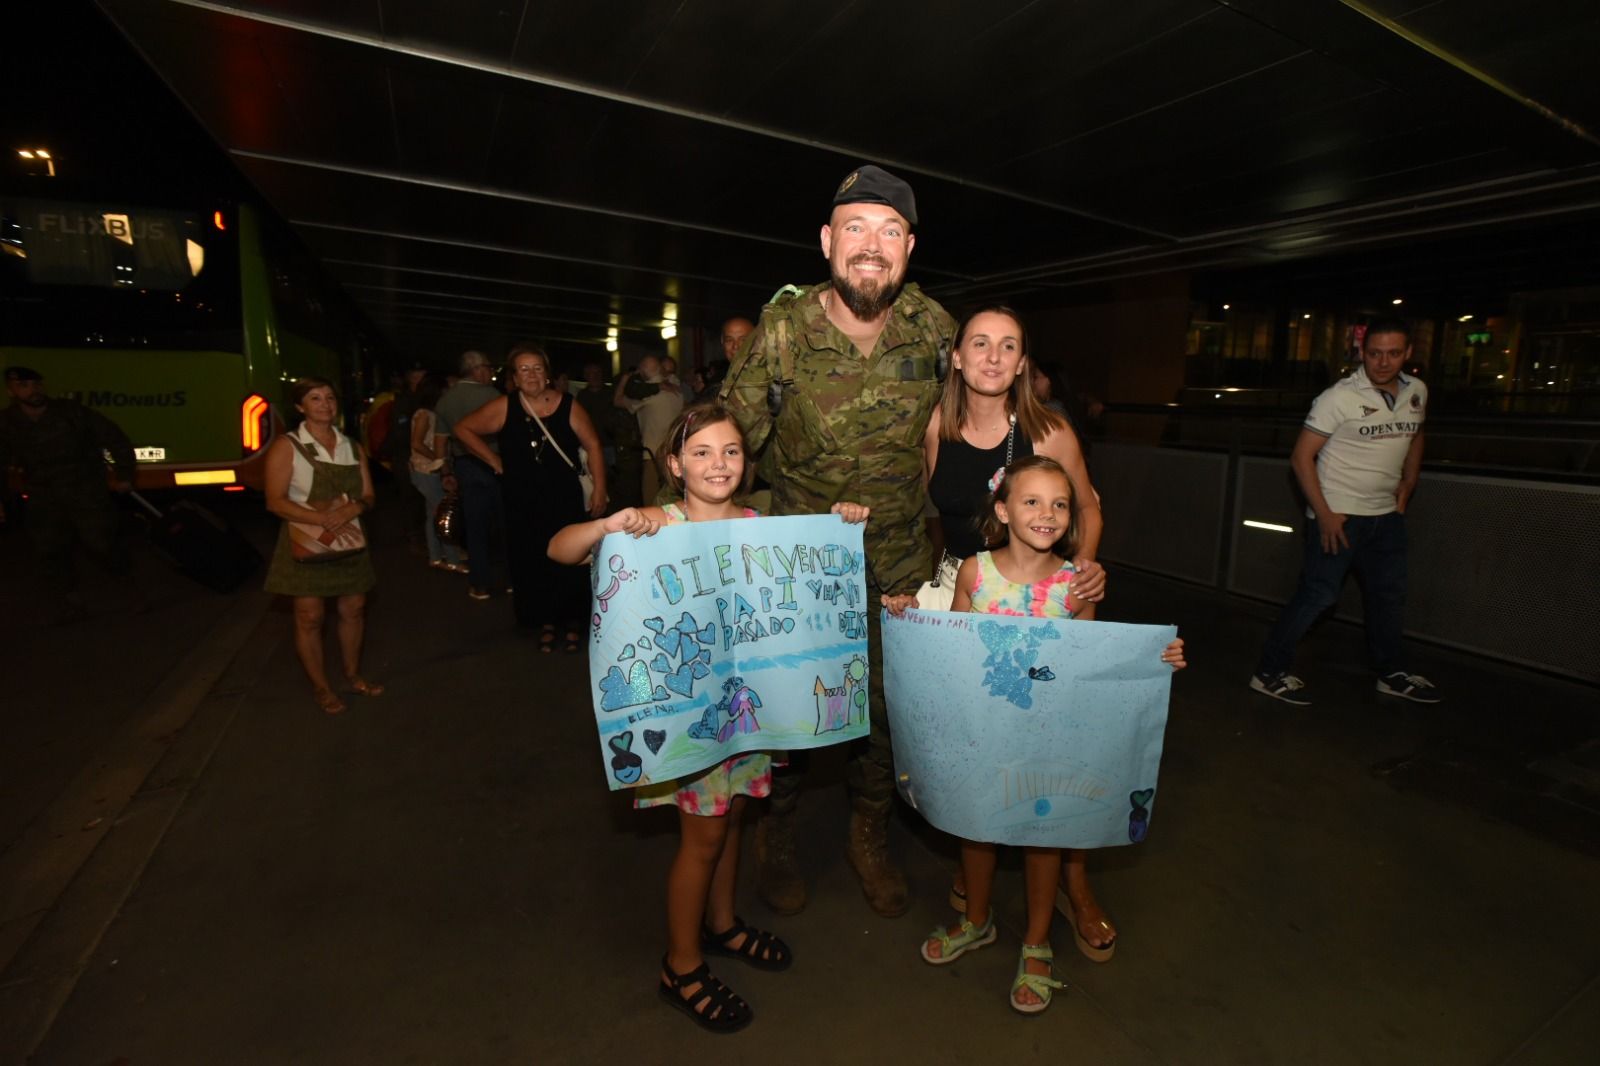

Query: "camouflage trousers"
left=27, top=488, right=130, bottom=597
left=769, top=575, right=898, bottom=816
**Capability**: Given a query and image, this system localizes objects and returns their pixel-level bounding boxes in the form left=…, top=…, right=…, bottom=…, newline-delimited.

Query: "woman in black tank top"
left=920, top=306, right=1118, bottom=961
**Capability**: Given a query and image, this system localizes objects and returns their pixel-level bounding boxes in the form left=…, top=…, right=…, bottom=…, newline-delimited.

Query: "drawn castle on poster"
left=814, top=656, right=868, bottom=735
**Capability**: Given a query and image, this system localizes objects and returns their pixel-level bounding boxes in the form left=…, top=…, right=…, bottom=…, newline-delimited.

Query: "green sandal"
left=1010, top=943, right=1065, bottom=1014
left=919, top=913, right=996, bottom=965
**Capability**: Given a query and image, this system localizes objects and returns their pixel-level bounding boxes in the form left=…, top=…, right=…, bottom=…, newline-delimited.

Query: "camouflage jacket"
left=0, top=397, right=135, bottom=493
left=719, top=281, right=955, bottom=591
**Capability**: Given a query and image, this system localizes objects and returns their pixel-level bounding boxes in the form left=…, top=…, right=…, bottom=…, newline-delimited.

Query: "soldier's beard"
left=831, top=259, right=904, bottom=320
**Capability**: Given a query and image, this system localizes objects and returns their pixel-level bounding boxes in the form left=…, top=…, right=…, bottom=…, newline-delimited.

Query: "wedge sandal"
left=1056, top=889, right=1116, bottom=963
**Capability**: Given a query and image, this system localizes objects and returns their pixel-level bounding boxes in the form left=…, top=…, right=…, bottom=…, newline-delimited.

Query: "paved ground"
left=1, top=488, right=1596, bottom=1065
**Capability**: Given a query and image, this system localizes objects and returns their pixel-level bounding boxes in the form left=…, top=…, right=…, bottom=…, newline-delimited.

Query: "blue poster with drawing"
left=586, top=515, right=870, bottom=791
left=884, top=609, right=1177, bottom=848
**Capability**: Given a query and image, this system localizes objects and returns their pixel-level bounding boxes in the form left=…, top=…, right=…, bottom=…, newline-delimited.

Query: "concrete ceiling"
left=97, top=0, right=1600, bottom=361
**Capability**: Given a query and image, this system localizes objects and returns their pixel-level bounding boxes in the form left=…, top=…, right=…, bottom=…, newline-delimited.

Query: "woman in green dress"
left=263, top=377, right=382, bottom=714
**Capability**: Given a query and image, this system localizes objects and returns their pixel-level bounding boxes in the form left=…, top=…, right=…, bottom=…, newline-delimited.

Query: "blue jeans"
left=454, top=456, right=505, bottom=591
left=409, top=468, right=464, bottom=567
left=1256, top=511, right=1407, bottom=678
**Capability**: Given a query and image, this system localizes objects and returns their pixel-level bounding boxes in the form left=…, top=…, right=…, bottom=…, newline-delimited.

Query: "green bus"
left=1, top=196, right=374, bottom=490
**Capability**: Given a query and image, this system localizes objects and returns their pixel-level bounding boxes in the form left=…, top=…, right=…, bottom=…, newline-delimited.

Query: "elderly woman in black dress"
left=922, top=306, right=1119, bottom=962
left=454, top=344, right=607, bottom=650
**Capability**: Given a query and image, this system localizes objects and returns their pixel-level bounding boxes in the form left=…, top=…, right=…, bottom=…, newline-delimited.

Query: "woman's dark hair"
left=656, top=401, right=753, bottom=495
left=1031, top=359, right=1071, bottom=408
left=414, top=372, right=446, bottom=411
left=288, top=376, right=338, bottom=410
left=938, top=305, right=1065, bottom=446
left=977, top=454, right=1078, bottom=557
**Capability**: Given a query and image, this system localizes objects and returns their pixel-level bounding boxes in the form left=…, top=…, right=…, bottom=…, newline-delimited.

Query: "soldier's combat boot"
left=754, top=811, right=807, bottom=916
left=846, top=799, right=909, bottom=918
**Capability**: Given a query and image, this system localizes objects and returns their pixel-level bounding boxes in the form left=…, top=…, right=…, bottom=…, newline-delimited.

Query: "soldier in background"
left=0, top=365, right=138, bottom=623
left=721, top=165, right=955, bottom=918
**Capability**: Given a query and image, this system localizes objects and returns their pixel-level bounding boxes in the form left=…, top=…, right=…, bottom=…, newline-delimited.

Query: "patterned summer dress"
left=634, top=502, right=771, bottom=817
left=968, top=551, right=1076, bottom=619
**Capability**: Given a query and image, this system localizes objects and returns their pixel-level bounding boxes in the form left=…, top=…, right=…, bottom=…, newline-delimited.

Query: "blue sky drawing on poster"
left=884, top=610, right=1177, bottom=848
left=587, top=516, right=869, bottom=791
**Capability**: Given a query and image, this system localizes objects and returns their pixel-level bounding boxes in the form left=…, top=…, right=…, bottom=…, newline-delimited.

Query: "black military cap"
left=832, top=164, right=918, bottom=227
left=4, top=365, right=43, bottom=383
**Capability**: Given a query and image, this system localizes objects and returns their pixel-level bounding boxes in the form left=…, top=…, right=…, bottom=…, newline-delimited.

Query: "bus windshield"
left=0, top=197, right=241, bottom=351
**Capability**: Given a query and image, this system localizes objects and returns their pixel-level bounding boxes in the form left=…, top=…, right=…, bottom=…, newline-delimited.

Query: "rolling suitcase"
left=130, top=491, right=262, bottom=593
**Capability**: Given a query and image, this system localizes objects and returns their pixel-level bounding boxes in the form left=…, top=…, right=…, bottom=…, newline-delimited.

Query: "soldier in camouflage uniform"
left=0, top=366, right=137, bottom=623
left=720, top=166, right=954, bottom=917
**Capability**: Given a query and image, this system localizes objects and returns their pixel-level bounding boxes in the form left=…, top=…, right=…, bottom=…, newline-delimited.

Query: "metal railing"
left=1088, top=404, right=1600, bottom=683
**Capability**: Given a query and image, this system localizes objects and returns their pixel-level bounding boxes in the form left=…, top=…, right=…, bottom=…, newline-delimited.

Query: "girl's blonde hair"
left=938, top=305, right=1067, bottom=446
left=978, top=454, right=1079, bottom=557
left=657, top=401, right=754, bottom=495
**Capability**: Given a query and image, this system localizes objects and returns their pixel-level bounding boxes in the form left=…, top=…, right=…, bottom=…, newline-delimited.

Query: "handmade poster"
left=587, top=515, right=869, bottom=790
left=884, top=610, right=1177, bottom=848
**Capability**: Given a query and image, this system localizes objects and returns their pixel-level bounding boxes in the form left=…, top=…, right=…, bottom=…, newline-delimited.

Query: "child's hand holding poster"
left=586, top=515, right=869, bottom=790
left=884, top=610, right=1177, bottom=849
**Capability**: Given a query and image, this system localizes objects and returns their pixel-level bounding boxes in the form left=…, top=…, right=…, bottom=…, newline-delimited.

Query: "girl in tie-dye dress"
left=884, top=455, right=1186, bottom=1015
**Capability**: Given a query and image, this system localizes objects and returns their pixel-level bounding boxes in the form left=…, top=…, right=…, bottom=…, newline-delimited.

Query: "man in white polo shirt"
left=1250, top=316, right=1441, bottom=706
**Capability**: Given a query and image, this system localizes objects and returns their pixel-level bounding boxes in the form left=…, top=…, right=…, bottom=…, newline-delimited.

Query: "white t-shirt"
left=629, top=386, right=684, bottom=456
left=1303, top=366, right=1427, bottom=516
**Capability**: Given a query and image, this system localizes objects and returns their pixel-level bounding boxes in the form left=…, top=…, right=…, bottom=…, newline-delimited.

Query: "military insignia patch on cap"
left=830, top=164, right=919, bottom=226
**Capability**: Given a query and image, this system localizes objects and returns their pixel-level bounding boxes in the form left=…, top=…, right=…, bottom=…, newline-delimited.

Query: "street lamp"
left=16, top=148, right=55, bottom=176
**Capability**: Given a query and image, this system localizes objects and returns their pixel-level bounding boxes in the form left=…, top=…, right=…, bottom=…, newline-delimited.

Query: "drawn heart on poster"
left=608, top=732, right=642, bottom=784
left=643, top=729, right=666, bottom=755
left=663, top=662, right=697, bottom=697
left=644, top=617, right=682, bottom=658
left=617, top=644, right=636, bottom=661
left=598, top=661, right=669, bottom=711
left=650, top=653, right=673, bottom=673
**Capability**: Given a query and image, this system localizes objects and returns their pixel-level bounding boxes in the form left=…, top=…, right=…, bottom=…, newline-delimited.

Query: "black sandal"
left=658, top=955, right=752, bottom=1033
left=702, top=916, right=793, bottom=972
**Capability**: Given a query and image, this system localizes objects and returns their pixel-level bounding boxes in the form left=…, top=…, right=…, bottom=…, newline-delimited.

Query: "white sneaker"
left=1249, top=672, right=1312, bottom=705
left=1376, top=672, right=1442, bottom=703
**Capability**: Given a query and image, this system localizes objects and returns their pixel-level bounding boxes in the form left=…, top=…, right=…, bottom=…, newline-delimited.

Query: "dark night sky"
left=5, top=2, right=247, bottom=208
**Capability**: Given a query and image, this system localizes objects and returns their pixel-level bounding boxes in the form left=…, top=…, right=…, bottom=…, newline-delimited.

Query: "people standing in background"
left=408, top=373, right=465, bottom=574
left=720, top=317, right=755, bottom=363
left=454, top=344, right=607, bottom=648
left=262, top=377, right=381, bottom=715
left=1250, top=315, right=1440, bottom=706
left=386, top=363, right=428, bottom=553
left=615, top=354, right=684, bottom=505
left=434, top=350, right=505, bottom=601
left=575, top=360, right=618, bottom=494
left=0, top=365, right=139, bottom=624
